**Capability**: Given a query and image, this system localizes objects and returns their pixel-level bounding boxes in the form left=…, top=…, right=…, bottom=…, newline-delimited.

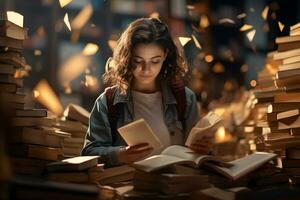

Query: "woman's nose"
left=141, top=62, right=151, bottom=71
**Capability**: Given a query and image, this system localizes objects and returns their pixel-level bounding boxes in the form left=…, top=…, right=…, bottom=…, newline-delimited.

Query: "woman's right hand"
left=117, top=143, right=153, bottom=164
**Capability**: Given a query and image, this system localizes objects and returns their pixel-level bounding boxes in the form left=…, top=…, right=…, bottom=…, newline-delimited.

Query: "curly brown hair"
left=103, top=18, right=188, bottom=94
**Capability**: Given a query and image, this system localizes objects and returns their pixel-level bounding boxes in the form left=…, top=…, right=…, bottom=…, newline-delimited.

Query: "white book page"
left=133, top=154, right=195, bottom=172
left=117, top=118, right=163, bottom=149
left=205, top=152, right=277, bottom=180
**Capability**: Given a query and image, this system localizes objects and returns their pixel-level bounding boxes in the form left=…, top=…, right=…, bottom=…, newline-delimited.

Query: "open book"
left=132, top=145, right=229, bottom=173
left=185, top=111, right=222, bottom=146
left=132, top=146, right=277, bottom=181
left=204, top=152, right=277, bottom=180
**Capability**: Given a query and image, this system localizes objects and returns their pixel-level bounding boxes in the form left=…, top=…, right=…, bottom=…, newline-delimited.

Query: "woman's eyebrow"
left=133, top=55, right=162, bottom=59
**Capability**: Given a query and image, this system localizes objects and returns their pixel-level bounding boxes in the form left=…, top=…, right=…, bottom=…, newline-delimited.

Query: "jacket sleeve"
left=81, top=92, right=124, bottom=167
left=184, top=87, right=200, bottom=138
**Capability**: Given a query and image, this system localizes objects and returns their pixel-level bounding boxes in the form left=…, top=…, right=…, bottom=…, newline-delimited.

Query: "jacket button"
left=170, top=131, right=175, bottom=136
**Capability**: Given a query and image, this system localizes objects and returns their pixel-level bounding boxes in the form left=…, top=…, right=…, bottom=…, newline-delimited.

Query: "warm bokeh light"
left=199, top=15, right=210, bottom=28
left=6, top=11, right=23, bottom=27
left=250, top=80, right=257, bottom=87
left=34, top=49, right=42, bottom=56
left=82, top=43, right=99, bottom=56
left=212, top=62, right=225, bottom=73
left=204, top=54, right=214, bottom=63
left=178, top=37, right=191, bottom=46
left=149, top=12, right=159, bottom=19
left=240, top=64, right=248, bottom=72
left=63, top=13, right=71, bottom=31
left=71, top=3, right=93, bottom=30
left=215, top=127, right=232, bottom=143
left=33, top=80, right=64, bottom=116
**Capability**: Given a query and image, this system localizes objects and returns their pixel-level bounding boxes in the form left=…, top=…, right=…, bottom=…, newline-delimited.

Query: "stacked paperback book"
left=243, top=22, right=300, bottom=185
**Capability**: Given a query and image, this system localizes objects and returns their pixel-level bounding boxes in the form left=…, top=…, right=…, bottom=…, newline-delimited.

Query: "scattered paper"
left=63, top=13, right=71, bottom=31
left=262, top=6, right=269, bottom=20
left=191, top=34, right=202, bottom=49
left=33, top=80, right=64, bottom=116
left=59, top=0, right=73, bottom=8
left=240, top=24, right=253, bottom=32
left=246, top=29, right=256, bottom=42
left=178, top=37, right=191, bottom=46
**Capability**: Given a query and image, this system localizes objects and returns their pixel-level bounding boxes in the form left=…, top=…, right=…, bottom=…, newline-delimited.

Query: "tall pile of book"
left=243, top=22, right=300, bottom=185
left=0, top=13, right=70, bottom=177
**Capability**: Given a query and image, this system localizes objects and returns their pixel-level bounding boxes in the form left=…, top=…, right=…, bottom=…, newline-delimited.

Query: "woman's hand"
left=189, top=136, right=213, bottom=154
left=117, top=143, right=153, bottom=164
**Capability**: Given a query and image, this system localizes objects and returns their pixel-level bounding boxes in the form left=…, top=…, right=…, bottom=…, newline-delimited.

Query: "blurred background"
left=0, top=0, right=299, bottom=112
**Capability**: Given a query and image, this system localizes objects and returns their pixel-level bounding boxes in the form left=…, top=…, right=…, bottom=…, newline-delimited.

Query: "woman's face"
left=131, top=43, right=167, bottom=89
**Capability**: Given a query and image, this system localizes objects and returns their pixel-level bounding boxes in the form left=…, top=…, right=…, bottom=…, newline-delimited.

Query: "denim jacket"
left=81, top=81, right=200, bottom=167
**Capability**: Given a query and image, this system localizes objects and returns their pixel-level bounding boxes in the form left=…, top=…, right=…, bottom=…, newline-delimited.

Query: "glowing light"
left=200, top=15, right=210, bottom=28
left=34, top=49, right=42, bottom=56
left=204, top=54, right=214, bottom=63
left=213, top=62, right=225, bottom=73
left=149, top=12, right=159, bottom=19
left=215, top=127, right=232, bottom=143
left=250, top=80, right=257, bottom=87
left=82, top=43, right=99, bottom=56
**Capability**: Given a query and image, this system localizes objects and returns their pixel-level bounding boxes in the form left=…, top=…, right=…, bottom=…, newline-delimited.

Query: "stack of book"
left=56, top=104, right=89, bottom=157
left=45, top=156, right=135, bottom=185
left=0, top=12, right=69, bottom=177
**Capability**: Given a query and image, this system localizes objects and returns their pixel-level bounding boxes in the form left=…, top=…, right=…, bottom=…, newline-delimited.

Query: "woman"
left=82, top=18, right=213, bottom=167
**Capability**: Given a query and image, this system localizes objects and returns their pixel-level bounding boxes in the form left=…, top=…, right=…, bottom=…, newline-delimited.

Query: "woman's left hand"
left=189, top=136, right=214, bottom=154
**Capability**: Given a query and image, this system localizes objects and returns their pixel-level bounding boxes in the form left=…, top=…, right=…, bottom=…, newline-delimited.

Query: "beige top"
left=132, top=90, right=183, bottom=154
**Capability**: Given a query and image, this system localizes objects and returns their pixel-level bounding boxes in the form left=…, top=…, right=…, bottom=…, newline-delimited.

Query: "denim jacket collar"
left=112, top=80, right=177, bottom=106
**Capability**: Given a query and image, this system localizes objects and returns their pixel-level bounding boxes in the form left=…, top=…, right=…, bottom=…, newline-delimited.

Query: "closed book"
left=46, top=156, right=99, bottom=172
left=9, top=127, right=66, bottom=148
left=0, top=20, right=28, bottom=40
left=9, top=144, right=63, bottom=161
left=0, top=36, right=23, bottom=49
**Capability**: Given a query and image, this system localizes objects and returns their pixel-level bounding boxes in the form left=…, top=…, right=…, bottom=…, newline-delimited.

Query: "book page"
left=204, top=152, right=277, bottom=180
left=185, top=112, right=222, bottom=146
left=132, top=154, right=197, bottom=172
left=117, top=118, right=162, bottom=150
